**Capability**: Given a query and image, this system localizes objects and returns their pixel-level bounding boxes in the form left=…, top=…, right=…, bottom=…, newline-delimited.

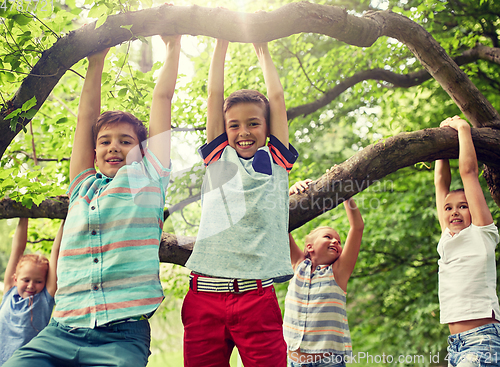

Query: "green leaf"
left=95, top=14, right=108, bottom=29
left=5, top=108, right=21, bottom=119
left=0, top=168, right=15, bottom=180
left=5, top=72, right=15, bottom=82
left=22, top=96, right=37, bottom=112
left=12, top=14, right=31, bottom=26
left=120, top=24, right=133, bottom=31
left=56, top=117, right=69, bottom=124
left=21, top=196, right=34, bottom=209
left=33, top=194, right=46, bottom=206
left=20, top=108, right=38, bottom=119
left=88, top=3, right=105, bottom=18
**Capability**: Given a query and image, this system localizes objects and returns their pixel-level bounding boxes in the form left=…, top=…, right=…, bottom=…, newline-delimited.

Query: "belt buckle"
left=228, top=279, right=242, bottom=294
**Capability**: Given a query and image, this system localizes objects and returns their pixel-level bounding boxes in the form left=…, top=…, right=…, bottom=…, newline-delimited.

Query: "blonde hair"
left=303, top=226, right=335, bottom=259
left=15, top=254, right=49, bottom=280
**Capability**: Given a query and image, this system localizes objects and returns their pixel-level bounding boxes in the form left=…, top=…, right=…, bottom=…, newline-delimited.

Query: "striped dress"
left=283, top=259, right=352, bottom=355
left=53, top=148, right=171, bottom=328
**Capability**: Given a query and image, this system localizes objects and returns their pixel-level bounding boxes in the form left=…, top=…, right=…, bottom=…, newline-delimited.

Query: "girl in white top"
left=435, top=115, right=500, bottom=367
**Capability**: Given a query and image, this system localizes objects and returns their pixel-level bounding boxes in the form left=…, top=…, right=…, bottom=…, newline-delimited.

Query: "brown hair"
left=92, top=111, right=148, bottom=148
left=223, top=89, right=270, bottom=126
left=15, top=254, right=49, bottom=280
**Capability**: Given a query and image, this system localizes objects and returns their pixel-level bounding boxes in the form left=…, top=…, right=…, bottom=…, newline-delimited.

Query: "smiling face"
left=14, top=263, right=47, bottom=299
left=444, top=191, right=472, bottom=234
left=225, top=102, right=269, bottom=159
left=94, top=122, right=143, bottom=177
left=306, top=227, right=343, bottom=266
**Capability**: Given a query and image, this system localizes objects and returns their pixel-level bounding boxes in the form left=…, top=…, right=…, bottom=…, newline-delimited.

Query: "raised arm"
left=46, top=220, right=64, bottom=297
left=148, top=35, right=181, bottom=168
left=441, top=116, right=493, bottom=226
left=4, top=218, right=28, bottom=293
left=434, top=159, right=451, bottom=232
left=333, top=198, right=364, bottom=292
left=70, top=49, right=109, bottom=182
left=253, top=43, right=288, bottom=148
left=288, top=233, right=306, bottom=271
left=206, top=39, right=229, bottom=143
left=288, top=179, right=313, bottom=269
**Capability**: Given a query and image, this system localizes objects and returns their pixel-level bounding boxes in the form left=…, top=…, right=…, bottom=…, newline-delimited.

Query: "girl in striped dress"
left=284, top=180, right=364, bottom=367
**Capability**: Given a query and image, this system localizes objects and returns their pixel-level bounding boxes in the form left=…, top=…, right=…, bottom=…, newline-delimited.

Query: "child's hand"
left=440, top=115, right=470, bottom=131
left=87, top=48, right=109, bottom=63
left=253, top=42, right=269, bottom=57
left=160, top=34, right=181, bottom=46
left=326, top=164, right=339, bottom=174
left=289, top=179, right=312, bottom=195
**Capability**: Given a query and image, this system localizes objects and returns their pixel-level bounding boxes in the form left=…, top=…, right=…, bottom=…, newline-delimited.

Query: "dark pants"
left=3, top=319, right=151, bottom=367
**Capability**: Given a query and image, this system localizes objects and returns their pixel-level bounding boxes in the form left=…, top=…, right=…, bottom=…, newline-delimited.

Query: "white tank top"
left=437, top=223, right=500, bottom=324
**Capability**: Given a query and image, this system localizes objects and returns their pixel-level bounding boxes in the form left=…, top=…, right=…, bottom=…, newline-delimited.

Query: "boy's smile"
left=95, top=122, right=142, bottom=177
left=444, top=191, right=471, bottom=234
left=225, top=103, right=269, bottom=159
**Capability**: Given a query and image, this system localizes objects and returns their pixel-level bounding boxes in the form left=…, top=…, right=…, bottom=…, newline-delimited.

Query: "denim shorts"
left=288, top=354, right=346, bottom=367
left=447, top=323, right=500, bottom=367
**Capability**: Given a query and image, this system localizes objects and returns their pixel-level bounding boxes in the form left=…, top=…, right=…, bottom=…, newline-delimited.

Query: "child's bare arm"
left=4, top=218, right=28, bottom=293
left=441, top=116, right=493, bottom=226
left=46, top=220, right=64, bottom=297
left=333, top=198, right=364, bottom=292
left=289, top=233, right=306, bottom=271
left=206, top=39, right=229, bottom=143
left=148, top=35, right=181, bottom=168
left=70, top=49, right=109, bottom=182
left=253, top=43, right=288, bottom=148
left=434, top=159, right=451, bottom=232
left=288, top=179, right=312, bottom=269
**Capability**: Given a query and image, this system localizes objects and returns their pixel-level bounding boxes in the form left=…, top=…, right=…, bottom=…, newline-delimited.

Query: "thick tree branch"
left=3, top=3, right=500, bottom=157
left=288, top=126, right=500, bottom=229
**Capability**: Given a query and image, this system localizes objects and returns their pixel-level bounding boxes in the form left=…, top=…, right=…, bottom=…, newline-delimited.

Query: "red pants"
left=182, top=285, right=287, bottom=367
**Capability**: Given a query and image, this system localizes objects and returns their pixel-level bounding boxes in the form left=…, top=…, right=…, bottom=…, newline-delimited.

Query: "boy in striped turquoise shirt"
left=4, top=35, right=181, bottom=367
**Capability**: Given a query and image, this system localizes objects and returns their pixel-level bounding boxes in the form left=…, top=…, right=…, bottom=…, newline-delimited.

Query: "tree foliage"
left=1, top=0, right=500, bottom=363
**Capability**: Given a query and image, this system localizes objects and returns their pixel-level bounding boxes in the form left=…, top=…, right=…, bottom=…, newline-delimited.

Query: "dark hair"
left=223, top=89, right=270, bottom=126
left=92, top=111, right=148, bottom=148
left=449, top=188, right=465, bottom=194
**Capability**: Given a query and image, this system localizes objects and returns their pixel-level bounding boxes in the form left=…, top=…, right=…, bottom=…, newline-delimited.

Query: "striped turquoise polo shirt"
left=53, top=148, right=171, bottom=328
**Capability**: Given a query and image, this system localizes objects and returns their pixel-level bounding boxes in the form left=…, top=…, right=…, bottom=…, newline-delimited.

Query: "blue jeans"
left=447, top=323, right=500, bottom=367
left=288, top=354, right=346, bottom=367
left=3, top=319, right=151, bottom=367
